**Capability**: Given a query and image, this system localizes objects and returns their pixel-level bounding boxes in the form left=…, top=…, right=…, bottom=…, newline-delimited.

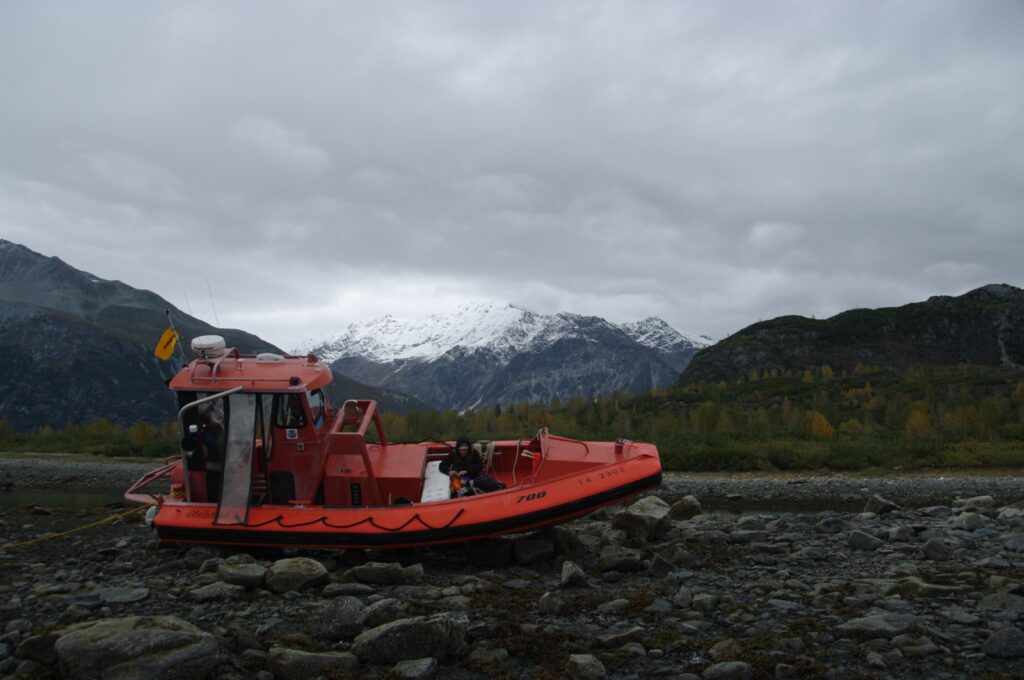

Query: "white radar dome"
left=191, top=335, right=226, bottom=359
left=256, top=352, right=286, bottom=362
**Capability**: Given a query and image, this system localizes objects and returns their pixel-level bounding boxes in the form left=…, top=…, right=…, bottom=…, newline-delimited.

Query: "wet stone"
left=566, top=653, right=606, bottom=679
left=836, top=613, right=917, bottom=638
left=346, top=561, right=423, bottom=586
left=848, top=531, right=883, bottom=551
left=189, top=581, right=244, bottom=603
left=560, top=560, right=589, bottom=588
left=702, top=660, right=752, bottom=679
left=978, top=592, right=1024, bottom=614
left=323, top=582, right=375, bottom=598
left=598, top=545, right=644, bottom=572
left=264, top=557, right=329, bottom=593
left=953, top=495, right=995, bottom=509
left=921, top=538, right=952, bottom=561
left=217, top=563, right=267, bottom=589
left=352, top=612, right=467, bottom=663
left=54, top=615, right=221, bottom=680
left=267, top=646, right=359, bottom=679
left=94, top=587, right=150, bottom=604
left=669, top=495, right=702, bottom=520
left=362, top=598, right=406, bottom=629
left=950, top=512, right=989, bottom=531
left=317, top=596, right=364, bottom=640
left=393, top=657, right=438, bottom=680
left=513, top=537, right=555, bottom=565
left=864, top=495, right=900, bottom=515
left=538, top=592, right=563, bottom=615
left=612, top=495, right=671, bottom=541
left=708, top=638, right=742, bottom=661
left=982, top=626, right=1024, bottom=658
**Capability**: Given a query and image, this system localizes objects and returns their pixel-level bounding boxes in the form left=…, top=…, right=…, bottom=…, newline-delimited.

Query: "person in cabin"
left=440, top=437, right=481, bottom=480
left=440, top=437, right=504, bottom=496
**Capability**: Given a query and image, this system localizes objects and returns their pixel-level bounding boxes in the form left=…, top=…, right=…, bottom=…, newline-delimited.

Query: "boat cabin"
left=169, top=336, right=543, bottom=525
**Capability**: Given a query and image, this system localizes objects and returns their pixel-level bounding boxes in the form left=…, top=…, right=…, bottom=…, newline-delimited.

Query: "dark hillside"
left=679, top=284, right=1024, bottom=384
left=0, top=240, right=426, bottom=429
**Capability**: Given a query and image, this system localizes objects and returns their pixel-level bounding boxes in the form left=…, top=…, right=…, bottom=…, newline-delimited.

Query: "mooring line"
left=1, top=506, right=145, bottom=551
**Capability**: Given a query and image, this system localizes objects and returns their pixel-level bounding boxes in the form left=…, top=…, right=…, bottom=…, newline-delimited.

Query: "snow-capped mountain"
left=295, top=303, right=712, bottom=411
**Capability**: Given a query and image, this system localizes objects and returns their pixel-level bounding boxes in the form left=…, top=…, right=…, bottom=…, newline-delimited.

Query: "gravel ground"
left=0, top=457, right=156, bottom=495
left=0, top=458, right=1022, bottom=679
left=1, top=455, right=1021, bottom=510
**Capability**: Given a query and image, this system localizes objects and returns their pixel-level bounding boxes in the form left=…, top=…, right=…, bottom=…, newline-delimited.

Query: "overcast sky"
left=1, top=1, right=1022, bottom=350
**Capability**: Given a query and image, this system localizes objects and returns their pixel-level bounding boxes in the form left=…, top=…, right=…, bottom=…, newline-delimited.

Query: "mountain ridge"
left=679, top=283, right=1024, bottom=384
left=0, top=240, right=428, bottom=429
left=296, top=303, right=711, bottom=411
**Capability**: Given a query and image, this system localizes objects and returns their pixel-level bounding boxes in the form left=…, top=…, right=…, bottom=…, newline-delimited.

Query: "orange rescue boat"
left=126, top=335, right=662, bottom=549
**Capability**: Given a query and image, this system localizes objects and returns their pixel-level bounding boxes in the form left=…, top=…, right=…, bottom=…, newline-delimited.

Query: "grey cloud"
left=1, top=1, right=1022, bottom=349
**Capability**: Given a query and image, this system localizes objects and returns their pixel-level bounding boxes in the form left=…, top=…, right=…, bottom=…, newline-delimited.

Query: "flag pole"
left=165, top=309, right=190, bottom=369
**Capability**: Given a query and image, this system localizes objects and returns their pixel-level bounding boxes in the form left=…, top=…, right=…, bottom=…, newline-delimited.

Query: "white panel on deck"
left=420, top=460, right=450, bottom=503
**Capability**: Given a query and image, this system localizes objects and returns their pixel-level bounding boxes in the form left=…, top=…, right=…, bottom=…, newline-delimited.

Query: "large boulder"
left=835, top=613, right=917, bottom=639
left=363, top=598, right=408, bottom=628
left=598, top=545, right=645, bottom=572
left=352, top=613, right=467, bottom=663
left=393, top=657, right=439, bottom=679
left=978, top=592, right=1024, bottom=614
left=921, top=538, right=952, bottom=561
left=612, top=495, right=671, bottom=541
left=953, top=495, right=995, bottom=509
left=950, top=512, right=989, bottom=531
left=566, top=652, right=606, bottom=679
left=864, top=495, right=899, bottom=515
left=467, top=538, right=515, bottom=567
left=345, top=562, right=423, bottom=585
left=189, top=581, right=244, bottom=603
left=703, top=661, right=752, bottom=679
left=669, top=495, right=702, bottom=520
left=536, top=525, right=587, bottom=560
left=54, top=616, right=221, bottom=680
left=982, top=626, right=1024, bottom=658
left=264, top=557, right=329, bottom=593
left=217, top=562, right=267, bottom=589
left=848, top=531, right=884, bottom=551
left=513, top=537, right=555, bottom=565
left=267, top=646, right=359, bottom=679
left=560, top=560, right=589, bottom=588
left=317, top=596, right=365, bottom=640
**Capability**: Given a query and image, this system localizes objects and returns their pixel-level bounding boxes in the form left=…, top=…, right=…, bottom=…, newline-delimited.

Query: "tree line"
left=2, top=363, right=1022, bottom=471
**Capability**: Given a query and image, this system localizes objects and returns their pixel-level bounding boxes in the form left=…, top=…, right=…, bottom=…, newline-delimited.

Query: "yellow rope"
left=1, top=506, right=146, bottom=550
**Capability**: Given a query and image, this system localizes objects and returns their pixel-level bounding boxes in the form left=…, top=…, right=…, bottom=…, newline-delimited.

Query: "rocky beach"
left=1, top=457, right=1023, bottom=679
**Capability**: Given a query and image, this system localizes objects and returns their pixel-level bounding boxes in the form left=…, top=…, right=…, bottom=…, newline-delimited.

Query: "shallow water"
left=0, top=488, right=124, bottom=509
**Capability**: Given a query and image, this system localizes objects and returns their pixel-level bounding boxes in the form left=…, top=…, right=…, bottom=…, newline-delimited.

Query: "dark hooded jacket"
left=439, top=437, right=482, bottom=478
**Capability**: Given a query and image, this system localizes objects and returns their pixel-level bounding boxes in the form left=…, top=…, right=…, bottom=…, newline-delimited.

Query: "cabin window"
left=308, top=389, right=325, bottom=427
left=274, top=393, right=307, bottom=429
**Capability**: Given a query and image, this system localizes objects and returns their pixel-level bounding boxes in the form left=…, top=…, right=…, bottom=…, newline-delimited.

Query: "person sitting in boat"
left=440, top=437, right=503, bottom=497
left=440, top=437, right=480, bottom=479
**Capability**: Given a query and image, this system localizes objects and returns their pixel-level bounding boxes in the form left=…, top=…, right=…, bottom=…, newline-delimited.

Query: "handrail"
left=124, top=460, right=177, bottom=505
left=188, top=347, right=241, bottom=383
left=312, top=399, right=385, bottom=506
left=547, top=432, right=591, bottom=455
left=177, top=385, right=245, bottom=501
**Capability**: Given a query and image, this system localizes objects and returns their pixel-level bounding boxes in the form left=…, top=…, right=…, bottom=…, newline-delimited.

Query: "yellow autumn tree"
left=806, top=411, right=836, bottom=439
left=905, top=410, right=933, bottom=439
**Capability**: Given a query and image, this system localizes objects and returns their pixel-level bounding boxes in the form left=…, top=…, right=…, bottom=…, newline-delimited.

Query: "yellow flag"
left=154, top=326, right=179, bottom=361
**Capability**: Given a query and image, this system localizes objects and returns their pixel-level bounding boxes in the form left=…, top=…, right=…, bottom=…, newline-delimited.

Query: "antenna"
left=183, top=291, right=193, bottom=316
left=206, top=278, right=221, bottom=327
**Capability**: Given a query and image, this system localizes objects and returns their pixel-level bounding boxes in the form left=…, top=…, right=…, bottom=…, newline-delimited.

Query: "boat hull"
left=153, top=457, right=661, bottom=550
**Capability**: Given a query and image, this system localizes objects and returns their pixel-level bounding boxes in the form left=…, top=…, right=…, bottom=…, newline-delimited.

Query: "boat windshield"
left=214, top=391, right=258, bottom=526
